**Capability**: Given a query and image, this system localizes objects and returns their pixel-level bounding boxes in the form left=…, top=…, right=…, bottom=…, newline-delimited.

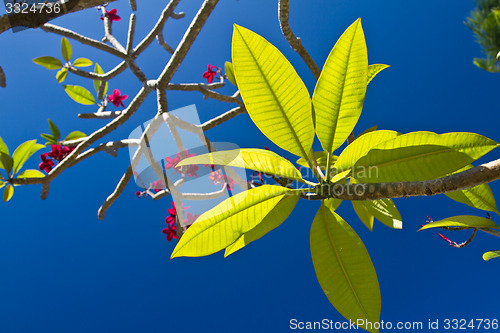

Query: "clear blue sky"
left=0, top=1, right=499, bottom=332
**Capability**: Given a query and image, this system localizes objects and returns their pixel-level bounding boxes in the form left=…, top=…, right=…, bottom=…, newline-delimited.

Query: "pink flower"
left=202, top=64, right=218, bottom=84
left=38, top=153, right=54, bottom=173
left=186, top=164, right=199, bottom=177
left=184, top=212, right=200, bottom=226
left=47, top=145, right=75, bottom=161
left=100, top=8, right=121, bottom=22
left=151, top=179, right=165, bottom=189
left=165, top=155, right=180, bottom=170
left=209, top=170, right=223, bottom=184
left=162, top=224, right=177, bottom=241
left=223, top=175, right=236, bottom=190
left=108, top=89, right=128, bottom=108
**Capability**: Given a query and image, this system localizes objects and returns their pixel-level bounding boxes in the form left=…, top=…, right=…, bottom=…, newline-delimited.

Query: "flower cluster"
left=209, top=169, right=236, bottom=190
left=38, top=145, right=75, bottom=173
left=202, top=64, right=220, bottom=84
left=162, top=202, right=200, bottom=242
left=165, top=149, right=198, bottom=177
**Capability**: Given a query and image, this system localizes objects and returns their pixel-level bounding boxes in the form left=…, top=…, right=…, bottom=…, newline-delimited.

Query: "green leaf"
left=64, top=131, right=87, bottom=141
left=0, top=137, right=9, bottom=170
left=171, top=185, right=297, bottom=258
left=3, top=184, right=13, bottom=202
left=367, top=64, right=390, bottom=84
left=0, top=180, right=4, bottom=189
left=93, top=63, right=107, bottom=96
left=224, top=193, right=299, bottom=257
left=312, top=18, right=368, bottom=162
left=17, top=169, right=45, bottom=178
left=56, top=67, right=68, bottom=83
left=483, top=251, right=500, bottom=261
left=33, top=56, right=63, bottom=70
left=419, top=215, right=500, bottom=231
left=297, top=152, right=337, bottom=170
left=352, top=201, right=374, bottom=231
left=177, top=149, right=305, bottom=183
left=224, top=61, right=237, bottom=86
left=334, top=130, right=400, bottom=172
left=232, top=24, right=314, bottom=160
left=0, top=152, right=13, bottom=174
left=12, top=140, right=44, bottom=175
left=48, top=119, right=60, bottom=141
left=63, top=85, right=96, bottom=105
left=61, top=37, right=72, bottom=62
left=324, top=197, right=342, bottom=211
left=41, top=134, right=57, bottom=145
left=445, top=165, right=498, bottom=213
left=311, top=203, right=380, bottom=332
left=357, top=125, right=378, bottom=138
left=363, top=199, right=402, bottom=229
left=353, top=131, right=499, bottom=183
left=73, top=58, right=93, bottom=67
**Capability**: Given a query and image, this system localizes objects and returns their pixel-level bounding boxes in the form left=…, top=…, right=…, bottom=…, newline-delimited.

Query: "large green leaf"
left=363, top=199, right=402, bottom=229
left=483, top=251, right=500, bottom=261
left=367, top=64, right=390, bottom=84
left=334, top=130, right=400, bottom=172
left=33, top=56, right=62, bottom=70
left=177, top=149, right=305, bottom=183
left=419, top=215, right=500, bottom=231
left=63, top=85, right=96, bottom=105
left=224, top=61, right=237, bottom=86
left=3, top=184, right=13, bottom=202
left=311, top=204, right=380, bottom=332
left=445, top=165, right=498, bottom=213
left=352, top=200, right=374, bottom=231
left=354, top=131, right=499, bottom=182
left=312, top=18, right=368, bottom=166
left=171, top=185, right=297, bottom=258
left=61, top=37, right=72, bottom=62
left=232, top=24, right=314, bottom=160
left=73, top=58, right=93, bottom=67
left=12, top=140, right=44, bottom=175
left=17, top=169, right=45, bottom=178
left=93, top=63, right=108, bottom=96
left=297, top=152, right=337, bottom=169
left=224, top=193, right=299, bottom=257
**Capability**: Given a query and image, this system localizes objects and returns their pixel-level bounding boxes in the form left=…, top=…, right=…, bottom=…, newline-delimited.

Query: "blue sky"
left=0, top=1, right=499, bottom=332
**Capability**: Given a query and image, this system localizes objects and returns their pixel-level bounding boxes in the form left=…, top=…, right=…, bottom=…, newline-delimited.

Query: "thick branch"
left=308, top=158, right=500, bottom=201
left=278, top=0, right=320, bottom=79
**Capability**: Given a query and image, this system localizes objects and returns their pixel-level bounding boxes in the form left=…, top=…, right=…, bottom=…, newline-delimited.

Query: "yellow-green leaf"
left=73, top=58, right=93, bottom=67
left=483, top=251, right=500, bottom=261
left=93, top=63, right=108, bottom=96
left=232, top=24, right=314, bottom=160
left=3, top=184, right=13, bottom=202
left=33, top=56, right=62, bottom=70
left=61, top=37, right=72, bottom=62
left=56, top=68, right=68, bottom=83
left=445, top=165, right=498, bottom=213
left=224, top=193, right=299, bottom=257
left=178, top=149, right=305, bottom=183
left=419, top=215, right=500, bottom=231
left=297, top=152, right=337, bottom=169
left=0, top=152, right=13, bottom=174
left=224, top=61, right=237, bottom=86
left=171, top=185, right=297, bottom=258
left=17, top=169, right=45, bottom=178
left=311, top=204, right=380, bottom=332
left=363, top=199, right=402, bottom=229
left=63, top=85, right=96, bottom=105
left=0, top=180, right=4, bottom=189
left=48, top=119, right=60, bottom=141
left=354, top=131, right=499, bottom=183
left=12, top=140, right=44, bottom=174
left=367, top=64, right=390, bottom=84
left=313, top=18, right=368, bottom=160
left=64, top=131, right=87, bottom=141
left=335, top=130, right=400, bottom=172
left=352, top=200, right=374, bottom=231
left=0, top=137, right=8, bottom=171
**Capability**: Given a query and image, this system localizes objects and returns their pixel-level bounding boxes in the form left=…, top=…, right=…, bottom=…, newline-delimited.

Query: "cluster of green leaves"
left=465, top=0, right=500, bottom=72
left=33, top=37, right=108, bottom=105
left=0, top=137, right=45, bottom=202
left=167, top=19, right=498, bottom=332
left=41, top=119, right=87, bottom=145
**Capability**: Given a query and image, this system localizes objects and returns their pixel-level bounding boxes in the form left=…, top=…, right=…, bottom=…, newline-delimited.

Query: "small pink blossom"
left=100, top=8, right=121, bottom=22
left=202, top=64, right=218, bottom=84
left=108, top=89, right=128, bottom=108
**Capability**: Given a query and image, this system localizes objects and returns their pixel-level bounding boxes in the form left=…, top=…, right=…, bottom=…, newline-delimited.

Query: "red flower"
left=108, top=89, right=128, bottom=108
left=38, top=153, right=54, bottom=173
left=202, top=64, right=218, bottom=84
left=100, top=8, right=121, bottom=22
left=162, top=224, right=177, bottom=241
left=186, top=164, right=199, bottom=178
